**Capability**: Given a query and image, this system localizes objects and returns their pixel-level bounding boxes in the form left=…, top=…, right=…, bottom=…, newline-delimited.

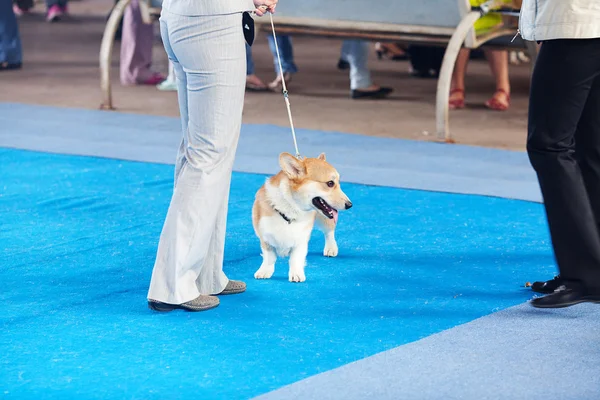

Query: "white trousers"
left=340, top=40, right=372, bottom=90
left=147, top=10, right=246, bottom=304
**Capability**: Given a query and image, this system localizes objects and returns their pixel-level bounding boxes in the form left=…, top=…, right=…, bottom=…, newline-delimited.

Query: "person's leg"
left=407, top=45, right=443, bottom=78
left=343, top=40, right=393, bottom=99
left=245, top=42, right=267, bottom=91
left=120, top=0, right=163, bottom=85
left=484, top=49, right=510, bottom=110
left=45, top=0, right=67, bottom=21
left=147, top=11, right=246, bottom=305
left=527, top=38, right=600, bottom=307
left=575, top=73, right=600, bottom=269
left=156, top=60, right=178, bottom=91
left=449, top=48, right=470, bottom=109
left=339, top=40, right=351, bottom=62
left=0, top=1, right=22, bottom=68
left=268, top=35, right=297, bottom=75
left=12, top=0, right=34, bottom=15
left=171, top=63, right=188, bottom=188
left=345, top=40, right=371, bottom=90
left=246, top=43, right=254, bottom=76
left=336, top=40, right=351, bottom=70
left=267, top=35, right=297, bottom=90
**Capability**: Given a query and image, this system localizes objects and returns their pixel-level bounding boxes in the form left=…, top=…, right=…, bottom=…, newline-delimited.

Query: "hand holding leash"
left=253, top=1, right=277, bottom=16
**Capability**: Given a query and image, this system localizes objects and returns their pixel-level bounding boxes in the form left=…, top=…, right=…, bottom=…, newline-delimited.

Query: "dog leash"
left=266, top=12, right=302, bottom=159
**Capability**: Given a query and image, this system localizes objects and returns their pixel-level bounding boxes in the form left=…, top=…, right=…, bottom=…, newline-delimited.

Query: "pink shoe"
left=140, top=73, right=166, bottom=85
left=46, top=5, right=63, bottom=22
left=13, top=4, right=30, bottom=16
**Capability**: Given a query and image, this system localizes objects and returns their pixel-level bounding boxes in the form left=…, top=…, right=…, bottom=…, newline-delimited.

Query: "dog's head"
left=279, top=152, right=352, bottom=222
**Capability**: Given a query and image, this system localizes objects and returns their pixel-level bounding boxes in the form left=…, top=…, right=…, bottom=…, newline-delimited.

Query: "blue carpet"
left=0, top=103, right=541, bottom=203
left=1, top=148, right=555, bottom=399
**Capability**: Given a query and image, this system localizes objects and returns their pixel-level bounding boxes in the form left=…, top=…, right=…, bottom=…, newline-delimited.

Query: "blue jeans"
left=267, top=35, right=297, bottom=75
left=246, top=43, right=254, bottom=75
left=246, top=35, right=298, bottom=76
left=0, top=0, right=22, bottom=64
left=340, top=40, right=371, bottom=90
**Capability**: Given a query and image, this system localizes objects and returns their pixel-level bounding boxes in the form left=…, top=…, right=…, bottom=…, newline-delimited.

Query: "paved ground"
left=0, top=0, right=532, bottom=151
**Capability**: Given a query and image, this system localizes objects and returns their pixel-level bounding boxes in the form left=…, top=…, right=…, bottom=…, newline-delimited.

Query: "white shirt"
left=519, top=0, right=600, bottom=41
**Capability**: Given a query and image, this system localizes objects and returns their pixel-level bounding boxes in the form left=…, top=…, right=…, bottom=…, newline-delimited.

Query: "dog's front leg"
left=255, top=241, right=277, bottom=279
left=321, top=219, right=339, bottom=257
left=288, top=243, right=308, bottom=282
left=323, top=230, right=338, bottom=257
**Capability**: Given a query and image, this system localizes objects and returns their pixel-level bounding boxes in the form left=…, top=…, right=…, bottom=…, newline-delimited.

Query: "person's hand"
left=253, top=0, right=277, bottom=16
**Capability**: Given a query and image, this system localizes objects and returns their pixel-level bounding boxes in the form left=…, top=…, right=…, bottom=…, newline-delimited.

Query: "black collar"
left=274, top=208, right=293, bottom=224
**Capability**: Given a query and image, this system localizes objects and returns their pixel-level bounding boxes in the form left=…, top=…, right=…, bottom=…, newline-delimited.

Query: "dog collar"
left=274, top=208, right=293, bottom=224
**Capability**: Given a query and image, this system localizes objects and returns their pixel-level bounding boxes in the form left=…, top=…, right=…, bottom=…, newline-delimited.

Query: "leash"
left=266, top=12, right=302, bottom=159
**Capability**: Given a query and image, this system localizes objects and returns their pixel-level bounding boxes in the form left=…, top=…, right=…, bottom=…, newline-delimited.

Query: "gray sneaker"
left=148, top=295, right=220, bottom=312
left=218, top=280, right=246, bottom=295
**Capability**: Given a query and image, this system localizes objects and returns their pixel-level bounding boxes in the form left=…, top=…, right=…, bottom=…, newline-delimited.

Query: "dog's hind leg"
left=254, top=241, right=277, bottom=279
left=316, top=215, right=338, bottom=257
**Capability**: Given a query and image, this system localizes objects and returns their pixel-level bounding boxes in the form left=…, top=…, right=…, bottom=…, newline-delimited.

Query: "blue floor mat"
left=0, top=148, right=556, bottom=399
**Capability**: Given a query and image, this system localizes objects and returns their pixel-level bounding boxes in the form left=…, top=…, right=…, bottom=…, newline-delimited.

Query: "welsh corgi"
left=252, top=152, right=353, bottom=282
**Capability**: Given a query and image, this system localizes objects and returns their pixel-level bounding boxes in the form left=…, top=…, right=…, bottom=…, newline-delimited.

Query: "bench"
left=255, top=0, right=535, bottom=142
left=99, top=0, right=536, bottom=143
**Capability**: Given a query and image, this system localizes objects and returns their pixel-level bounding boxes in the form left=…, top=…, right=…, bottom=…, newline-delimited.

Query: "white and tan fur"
left=252, top=152, right=352, bottom=282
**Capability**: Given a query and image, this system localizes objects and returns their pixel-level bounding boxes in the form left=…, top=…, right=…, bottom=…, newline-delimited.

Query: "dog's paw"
left=254, top=266, right=274, bottom=279
left=323, top=241, right=338, bottom=257
left=288, top=270, right=306, bottom=283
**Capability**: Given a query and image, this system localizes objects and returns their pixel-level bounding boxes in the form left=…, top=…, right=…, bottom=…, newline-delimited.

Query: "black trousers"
left=527, top=38, right=600, bottom=292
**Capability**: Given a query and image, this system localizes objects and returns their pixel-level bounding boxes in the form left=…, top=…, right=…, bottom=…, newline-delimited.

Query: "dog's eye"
left=327, top=181, right=335, bottom=188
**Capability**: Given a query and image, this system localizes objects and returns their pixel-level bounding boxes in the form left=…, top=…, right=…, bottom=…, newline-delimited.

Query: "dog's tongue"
left=332, top=209, right=339, bottom=224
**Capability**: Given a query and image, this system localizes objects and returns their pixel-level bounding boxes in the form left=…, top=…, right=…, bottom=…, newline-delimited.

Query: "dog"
left=252, top=152, right=352, bottom=282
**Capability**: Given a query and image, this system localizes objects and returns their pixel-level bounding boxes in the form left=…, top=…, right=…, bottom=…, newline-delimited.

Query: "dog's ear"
left=317, top=153, right=326, bottom=161
left=279, top=152, right=305, bottom=179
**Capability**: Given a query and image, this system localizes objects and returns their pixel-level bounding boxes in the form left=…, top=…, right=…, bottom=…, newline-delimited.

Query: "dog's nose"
left=345, top=201, right=353, bottom=210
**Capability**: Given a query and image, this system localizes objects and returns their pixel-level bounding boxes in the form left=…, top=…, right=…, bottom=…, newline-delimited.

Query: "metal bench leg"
left=435, top=10, right=482, bottom=142
left=99, top=0, right=132, bottom=110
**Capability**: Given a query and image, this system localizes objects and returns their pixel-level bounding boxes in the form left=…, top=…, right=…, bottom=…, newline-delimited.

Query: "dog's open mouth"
left=312, top=197, right=338, bottom=223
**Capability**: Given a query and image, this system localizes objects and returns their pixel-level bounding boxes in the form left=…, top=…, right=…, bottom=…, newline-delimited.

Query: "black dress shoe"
left=531, top=274, right=563, bottom=294
left=337, top=59, right=349, bottom=70
left=351, top=87, right=393, bottom=100
left=531, top=283, right=600, bottom=309
left=409, top=68, right=439, bottom=79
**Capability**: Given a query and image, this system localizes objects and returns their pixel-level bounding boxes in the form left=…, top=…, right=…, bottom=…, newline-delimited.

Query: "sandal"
left=449, top=88, right=465, bottom=110
left=268, top=72, right=292, bottom=91
left=246, top=74, right=269, bottom=92
left=485, top=89, right=510, bottom=111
